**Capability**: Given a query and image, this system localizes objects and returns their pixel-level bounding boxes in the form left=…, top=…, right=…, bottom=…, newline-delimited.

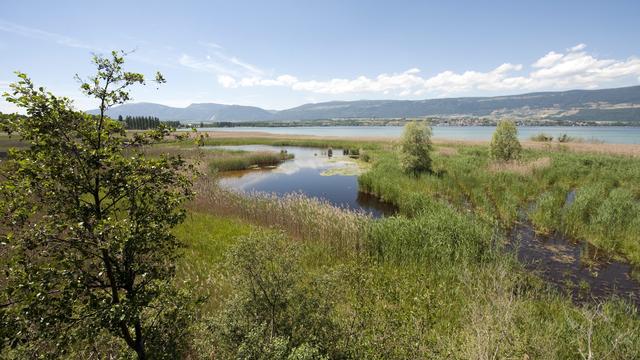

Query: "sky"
left=1, top=0, right=639, bottom=113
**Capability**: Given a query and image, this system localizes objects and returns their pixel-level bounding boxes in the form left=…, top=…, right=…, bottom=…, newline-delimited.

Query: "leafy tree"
left=490, top=119, right=522, bottom=161
left=399, top=120, right=432, bottom=174
left=0, top=51, right=193, bottom=359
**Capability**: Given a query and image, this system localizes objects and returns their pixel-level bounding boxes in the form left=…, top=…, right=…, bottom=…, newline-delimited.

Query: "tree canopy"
left=399, top=120, right=433, bottom=174
left=490, top=119, right=522, bottom=161
left=0, top=51, right=193, bottom=359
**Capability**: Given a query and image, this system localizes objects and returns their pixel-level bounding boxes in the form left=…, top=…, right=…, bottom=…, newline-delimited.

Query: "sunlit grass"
left=173, top=212, right=253, bottom=313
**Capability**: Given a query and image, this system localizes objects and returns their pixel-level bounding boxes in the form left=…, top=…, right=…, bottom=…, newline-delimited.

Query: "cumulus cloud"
left=194, top=44, right=640, bottom=97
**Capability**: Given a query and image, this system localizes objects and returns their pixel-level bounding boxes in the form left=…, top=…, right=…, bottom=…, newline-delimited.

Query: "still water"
left=208, top=145, right=395, bottom=217
left=203, top=125, right=640, bottom=144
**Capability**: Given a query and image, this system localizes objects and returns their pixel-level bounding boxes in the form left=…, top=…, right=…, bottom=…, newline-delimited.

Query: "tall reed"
left=190, top=179, right=369, bottom=256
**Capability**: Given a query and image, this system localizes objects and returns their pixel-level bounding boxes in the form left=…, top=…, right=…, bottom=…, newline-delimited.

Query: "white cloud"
left=0, top=20, right=99, bottom=51
left=205, top=44, right=640, bottom=97
left=200, top=41, right=223, bottom=49
left=217, top=74, right=237, bottom=88
left=179, top=45, right=265, bottom=80
left=532, top=51, right=563, bottom=68
left=570, top=43, right=587, bottom=52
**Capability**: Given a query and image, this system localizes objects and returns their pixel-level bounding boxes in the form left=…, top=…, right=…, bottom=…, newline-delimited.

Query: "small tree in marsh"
left=490, top=120, right=522, bottom=161
left=0, top=51, right=193, bottom=358
left=399, top=120, right=433, bottom=174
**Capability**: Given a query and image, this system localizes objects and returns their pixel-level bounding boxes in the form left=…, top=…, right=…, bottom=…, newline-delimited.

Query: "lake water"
left=209, top=145, right=396, bottom=217
left=201, top=125, right=640, bottom=144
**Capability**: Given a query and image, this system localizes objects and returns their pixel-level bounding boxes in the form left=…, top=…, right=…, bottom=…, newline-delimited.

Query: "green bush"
left=209, top=231, right=343, bottom=359
left=490, top=120, right=522, bottom=161
left=399, top=121, right=433, bottom=174
left=530, top=133, right=554, bottom=142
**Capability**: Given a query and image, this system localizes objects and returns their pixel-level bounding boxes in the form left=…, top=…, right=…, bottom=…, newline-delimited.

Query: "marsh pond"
left=210, top=144, right=640, bottom=307
left=208, top=145, right=396, bottom=217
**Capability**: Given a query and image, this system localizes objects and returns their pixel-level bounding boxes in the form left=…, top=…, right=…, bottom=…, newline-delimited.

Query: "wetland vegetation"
left=2, top=53, right=640, bottom=359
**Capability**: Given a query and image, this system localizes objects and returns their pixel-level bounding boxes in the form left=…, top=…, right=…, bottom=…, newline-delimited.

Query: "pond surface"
left=208, top=145, right=396, bottom=217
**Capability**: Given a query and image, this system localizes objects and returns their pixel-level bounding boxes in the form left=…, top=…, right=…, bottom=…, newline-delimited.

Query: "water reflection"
left=510, top=221, right=639, bottom=307
left=207, top=145, right=396, bottom=217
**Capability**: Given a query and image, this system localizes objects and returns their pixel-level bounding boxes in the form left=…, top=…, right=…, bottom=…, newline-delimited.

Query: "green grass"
left=359, top=144, right=640, bottom=265
left=173, top=212, right=253, bottom=312
left=208, top=150, right=293, bottom=172
left=168, top=139, right=640, bottom=357
left=176, top=208, right=640, bottom=358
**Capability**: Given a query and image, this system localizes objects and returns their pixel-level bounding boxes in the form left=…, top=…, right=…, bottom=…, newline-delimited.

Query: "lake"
left=200, top=125, right=640, bottom=144
left=209, top=144, right=396, bottom=217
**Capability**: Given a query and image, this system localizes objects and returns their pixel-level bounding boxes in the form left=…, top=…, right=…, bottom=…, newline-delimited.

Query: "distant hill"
left=88, top=85, right=640, bottom=123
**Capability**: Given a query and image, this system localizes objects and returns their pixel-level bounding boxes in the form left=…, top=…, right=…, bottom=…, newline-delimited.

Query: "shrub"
left=209, top=231, right=341, bottom=359
left=558, top=133, right=574, bottom=143
left=490, top=120, right=522, bottom=161
left=530, top=133, right=554, bottom=142
left=399, top=121, right=433, bottom=174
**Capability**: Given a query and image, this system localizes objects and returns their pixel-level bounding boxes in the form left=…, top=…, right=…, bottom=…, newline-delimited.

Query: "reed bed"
left=208, top=150, right=293, bottom=171
left=189, top=179, right=369, bottom=256
left=488, top=157, right=552, bottom=175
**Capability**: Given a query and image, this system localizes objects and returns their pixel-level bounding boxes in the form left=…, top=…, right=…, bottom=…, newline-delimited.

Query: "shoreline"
left=183, top=130, right=640, bottom=157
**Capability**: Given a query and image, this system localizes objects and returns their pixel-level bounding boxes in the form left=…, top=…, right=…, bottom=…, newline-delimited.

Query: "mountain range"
left=88, top=85, right=640, bottom=123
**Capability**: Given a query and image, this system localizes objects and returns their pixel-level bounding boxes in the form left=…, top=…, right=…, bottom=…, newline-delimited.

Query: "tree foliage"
left=490, top=119, right=522, bottom=161
left=0, top=51, right=193, bottom=359
left=399, top=120, right=432, bottom=174
left=121, top=115, right=180, bottom=130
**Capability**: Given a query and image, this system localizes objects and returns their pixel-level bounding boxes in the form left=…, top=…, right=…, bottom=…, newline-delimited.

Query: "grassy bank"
left=174, top=188, right=640, bottom=358
left=359, top=144, right=640, bottom=265
left=141, top=145, right=294, bottom=172
left=181, top=135, right=388, bottom=152
left=207, top=149, right=293, bottom=171
left=150, top=136, right=640, bottom=357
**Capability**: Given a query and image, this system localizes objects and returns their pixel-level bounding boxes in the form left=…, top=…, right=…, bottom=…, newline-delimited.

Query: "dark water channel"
left=211, top=145, right=639, bottom=306
left=510, top=190, right=639, bottom=307
left=510, top=222, right=639, bottom=307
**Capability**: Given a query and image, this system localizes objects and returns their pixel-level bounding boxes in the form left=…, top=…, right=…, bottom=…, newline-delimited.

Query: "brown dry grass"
left=488, top=157, right=552, bottom=175
left=521, top=141, right=640, bottom=157
left=436, top=146, right=459, bottom=157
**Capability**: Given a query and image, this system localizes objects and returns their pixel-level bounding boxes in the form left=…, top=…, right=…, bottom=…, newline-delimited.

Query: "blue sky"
left=1, top=0, right=639, bottom=112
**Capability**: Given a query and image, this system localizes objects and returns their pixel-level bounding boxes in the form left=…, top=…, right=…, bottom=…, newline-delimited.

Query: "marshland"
left=3, top=111, right=640, bottom=358
left=3, top=2, right=640, bottom=356
left=165, top=125, right=640, bottom=358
